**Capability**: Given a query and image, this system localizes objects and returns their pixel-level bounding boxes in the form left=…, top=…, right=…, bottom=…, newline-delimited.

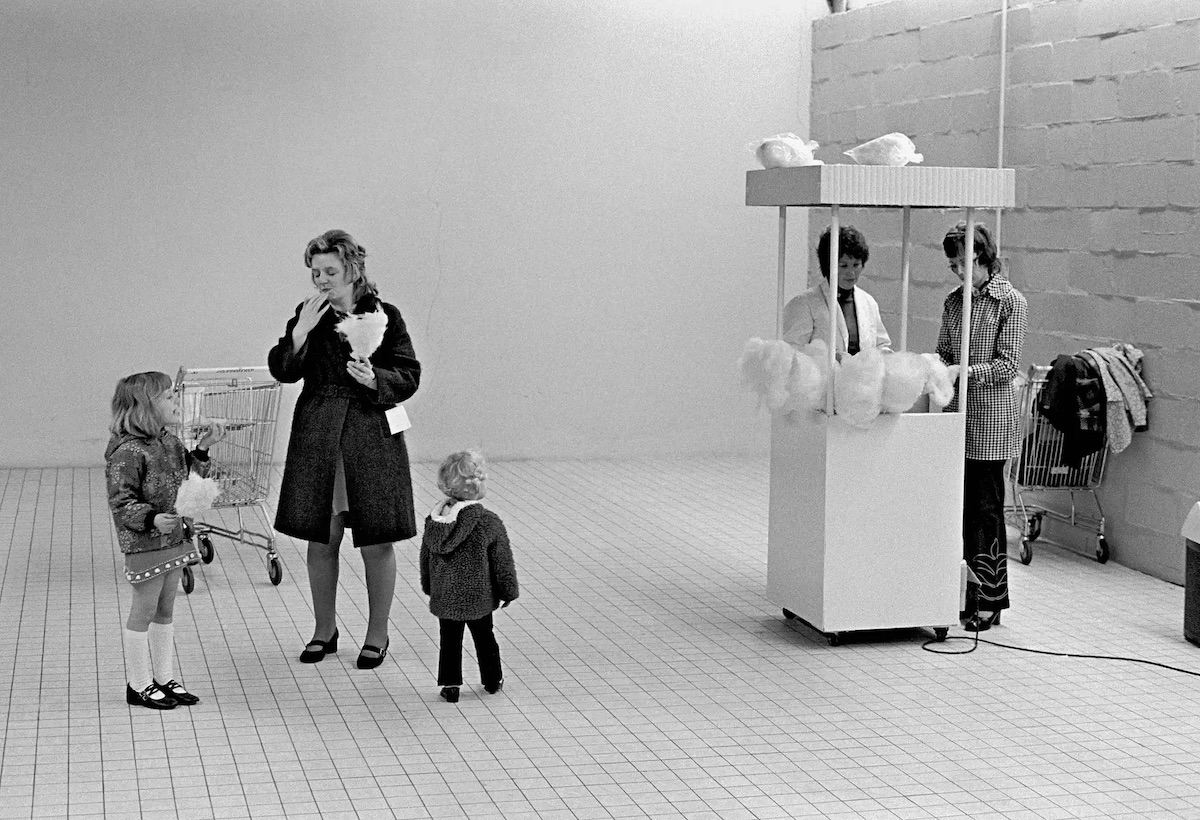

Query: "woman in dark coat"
left=268, top=229, right=421, bottom=668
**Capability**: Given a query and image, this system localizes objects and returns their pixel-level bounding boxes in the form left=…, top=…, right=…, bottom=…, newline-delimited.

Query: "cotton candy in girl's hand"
left=835, top=348, right=886, bottom=428
left=844, top=132, right=924, bottom=166
left=880, top=351, right=929, bottom=413
left=738, top=337, right=796, bottom=411
left=921, top=353, right=954, bottom=408
left=336, top=310, right=389, bottom=361
left=175, top=473, right=221, bottom=518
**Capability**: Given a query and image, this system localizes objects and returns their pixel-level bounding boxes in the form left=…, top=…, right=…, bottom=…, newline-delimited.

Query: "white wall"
left=1, top=0, right=827, bottom=466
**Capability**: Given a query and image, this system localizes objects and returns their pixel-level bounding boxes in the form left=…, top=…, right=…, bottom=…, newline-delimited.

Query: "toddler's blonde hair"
left=437, top=450, right=488, bottom=501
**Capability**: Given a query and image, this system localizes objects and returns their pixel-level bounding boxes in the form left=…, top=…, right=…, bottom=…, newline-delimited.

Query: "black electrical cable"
left=922, top=630, right=1200, bottom=678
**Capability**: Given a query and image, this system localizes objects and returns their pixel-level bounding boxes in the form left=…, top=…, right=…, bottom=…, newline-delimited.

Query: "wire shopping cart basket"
left=173, top=366, right=284, bottom=593
left=1006, top=363, right=1109, bottom=566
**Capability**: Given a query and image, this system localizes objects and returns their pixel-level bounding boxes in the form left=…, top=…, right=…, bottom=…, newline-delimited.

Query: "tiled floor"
left=1, top=458, right=1199, bottom=819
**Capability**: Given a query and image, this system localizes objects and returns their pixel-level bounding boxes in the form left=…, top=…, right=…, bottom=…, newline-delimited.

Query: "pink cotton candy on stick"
left=336, top=310, right=389, bottom=362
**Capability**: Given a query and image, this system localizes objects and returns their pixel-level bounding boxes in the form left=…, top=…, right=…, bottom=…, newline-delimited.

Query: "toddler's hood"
left=424, top=499, right=484, bottom=555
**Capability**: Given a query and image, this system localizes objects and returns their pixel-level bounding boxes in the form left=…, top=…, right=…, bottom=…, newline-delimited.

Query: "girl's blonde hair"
left=110, top=371, right=173, bottom=439
left=437, top=450, right=488, bottom=501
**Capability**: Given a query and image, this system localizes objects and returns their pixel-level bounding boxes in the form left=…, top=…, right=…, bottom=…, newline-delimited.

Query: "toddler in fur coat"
left=420, top=450, right=519, bottom=703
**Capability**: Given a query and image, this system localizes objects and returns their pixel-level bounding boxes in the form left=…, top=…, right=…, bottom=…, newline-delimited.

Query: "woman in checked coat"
left=936, top=221, right=1028, bottom=632
left=269, top=229, right=421, bottom=669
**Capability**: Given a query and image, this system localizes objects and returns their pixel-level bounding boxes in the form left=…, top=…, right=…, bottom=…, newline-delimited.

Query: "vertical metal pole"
left=826, top=206, right=840, bottom=416
left=995, top=0, right=1009, bottom=253
left=777, top=206, right=787, bottom=340
left=899, top=206, right=912, bottom=352
left=958, top=209, right=975, bottom=412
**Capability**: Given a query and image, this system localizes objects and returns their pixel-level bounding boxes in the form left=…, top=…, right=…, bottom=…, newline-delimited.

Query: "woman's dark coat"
left=268, top=293, right=420, bottom=545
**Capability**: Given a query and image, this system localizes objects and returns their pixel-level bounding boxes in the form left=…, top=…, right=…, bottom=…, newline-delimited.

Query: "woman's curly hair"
left=305, top=229, right=378, bottom=300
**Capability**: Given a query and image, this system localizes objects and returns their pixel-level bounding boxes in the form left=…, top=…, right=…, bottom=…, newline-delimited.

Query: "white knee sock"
left=124, top=629, right=153, bottom=691
left=147, top=621, right=176, bottom=683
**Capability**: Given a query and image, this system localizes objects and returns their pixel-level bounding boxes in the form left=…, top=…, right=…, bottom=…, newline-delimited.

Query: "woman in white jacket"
left=782, top=225, right=892, bottom=357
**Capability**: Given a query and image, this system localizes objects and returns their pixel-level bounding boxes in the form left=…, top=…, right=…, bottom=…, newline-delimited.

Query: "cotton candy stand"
left=745, top=164, right=1015, bottom=645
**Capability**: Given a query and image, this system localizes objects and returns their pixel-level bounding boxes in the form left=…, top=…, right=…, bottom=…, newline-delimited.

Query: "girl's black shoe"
left=440, top=686, right=460, bottom=702
left=300, top=629, right=338, bottom=663
left=356, top=637, right=389, bottom=669
left=156, top=679, right=199, bottom=705
left=485, top=679, right=504, bottom=694
left=127, top=683, right=175, bottom=710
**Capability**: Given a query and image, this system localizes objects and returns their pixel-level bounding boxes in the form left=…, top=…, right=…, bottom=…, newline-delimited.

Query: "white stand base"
left=767, top=411, right=964, bottom=642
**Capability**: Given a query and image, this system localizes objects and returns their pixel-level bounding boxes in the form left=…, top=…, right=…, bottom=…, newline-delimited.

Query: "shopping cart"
left=1007, top=363, right=1109, bottom=566
left=172, top=366, right=284, bottom=593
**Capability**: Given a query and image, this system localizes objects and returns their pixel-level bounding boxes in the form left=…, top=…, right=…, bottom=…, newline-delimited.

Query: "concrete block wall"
left=808, top=0, right=1200, bottom=583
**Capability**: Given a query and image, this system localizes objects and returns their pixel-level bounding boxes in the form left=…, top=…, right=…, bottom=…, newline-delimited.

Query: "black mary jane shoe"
left=485, top=679, right=504, bottom=694
left=156, top=679, right=200, bottom=706
left=300, top=628, right=339, bottom=664
left=356, top=637, right=389, bottom=670
left=964, top=610, right=1001, bottom=632
left=127, top=683, right=176, bottom=710
left=440, top=686, right=460, bottom=703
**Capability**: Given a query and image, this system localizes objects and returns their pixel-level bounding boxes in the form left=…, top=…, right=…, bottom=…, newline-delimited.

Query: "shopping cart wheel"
left=1026, top=514, right=1042, bottom=542
left=933, top=627, right=948, bottom=642
left=182, top=566, right=195, bottom=594
left=1019, top=538, right=1033, bottom=565
left=826, top=632, right=842, bottom=647
left=268, top=557, right=283, bottom=586
left=782, top=609, right=797, bottom=620
left=1096, top=536, right=1110, bottom=564
left=198, top=534, right=215, bottom=564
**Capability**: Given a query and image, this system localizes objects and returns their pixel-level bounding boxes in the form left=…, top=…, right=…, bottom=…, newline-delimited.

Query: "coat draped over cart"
left=268, top=293, right=421, bottom=546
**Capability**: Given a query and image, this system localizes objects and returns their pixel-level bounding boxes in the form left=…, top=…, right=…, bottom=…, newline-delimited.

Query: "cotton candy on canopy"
left=834, top=347, right=886, bottom=429
left=175, top=472, right=221, bottom=519
left=844, top=132, right=924, bottom=167
left=921, top=353, right=954, bottom=408
left=738, top=337, right=796, bottom=412
left=336, top=310, right=389, bottom=361
left=754, top=133, right=823, bottom=169
left=880, top=351, right=929, bottom=414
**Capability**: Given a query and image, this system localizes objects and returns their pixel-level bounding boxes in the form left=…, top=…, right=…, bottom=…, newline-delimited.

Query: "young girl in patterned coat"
left=420, top=451, right=519, bottom=703
left=105, top=372, right=225, bottom=709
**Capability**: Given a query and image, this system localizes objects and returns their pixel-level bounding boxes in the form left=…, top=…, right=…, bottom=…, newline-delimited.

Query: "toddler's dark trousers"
left=438, top=614, right=502, bottom=688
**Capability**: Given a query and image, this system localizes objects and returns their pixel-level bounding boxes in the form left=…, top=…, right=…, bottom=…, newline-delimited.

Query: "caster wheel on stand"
left=181, top=566, right=195, bottom=594
left=1096, top=536, right=1110, bottom=564
left=933, top=627, right=949, bottom=642
left=268, top=555, right=283, bottom=586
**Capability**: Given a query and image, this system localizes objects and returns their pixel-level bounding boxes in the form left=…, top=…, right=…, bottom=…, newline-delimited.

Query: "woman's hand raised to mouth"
left=291, top=293, right=330, bottom=349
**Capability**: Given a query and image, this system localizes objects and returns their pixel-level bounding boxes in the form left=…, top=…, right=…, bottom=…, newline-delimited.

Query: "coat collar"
left=955, top=275, right=1012, bottom=303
